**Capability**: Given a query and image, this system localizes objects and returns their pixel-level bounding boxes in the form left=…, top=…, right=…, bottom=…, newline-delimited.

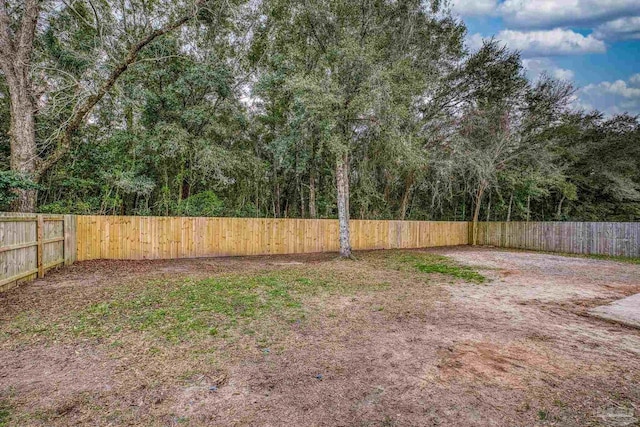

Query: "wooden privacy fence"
left=76, top=216, right=470, bottom=261
left=2, top=214, right=639, bottom=292
left=0, top=214, right=76, bottom=292
left=476, top=222, right=640, bottom=258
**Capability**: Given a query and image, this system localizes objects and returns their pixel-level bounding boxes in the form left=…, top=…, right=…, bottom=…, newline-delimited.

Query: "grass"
left=1, top=271, right=360, bottom=348
left=0, top=252, right=482, bottom=352
left=0, top=402, right=10, bottom=427
left=391, top=253, right=487, bottom=283
left=69, top=273, right=334, bottom=343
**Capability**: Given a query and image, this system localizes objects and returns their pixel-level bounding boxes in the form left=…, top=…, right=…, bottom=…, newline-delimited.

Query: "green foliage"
left=0, top=401, right=10, bottom=427
left=38, top=200, right=97, bottom=215
left=0, top=171, right=39, bottom=210
left=177, top=191, right=224, bottom=217
left=415, top=260, right=487, bottom=283
left=0, top=0, right=638, bottom=221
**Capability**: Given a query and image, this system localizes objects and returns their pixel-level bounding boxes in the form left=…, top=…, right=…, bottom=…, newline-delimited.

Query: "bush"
left=177, top=191, right=224, bottom=217
left=0, top=171, right=39, bottom=210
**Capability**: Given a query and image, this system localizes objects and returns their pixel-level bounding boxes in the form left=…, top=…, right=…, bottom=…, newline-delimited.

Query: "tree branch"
left=36, top=2, right=203, bottom=178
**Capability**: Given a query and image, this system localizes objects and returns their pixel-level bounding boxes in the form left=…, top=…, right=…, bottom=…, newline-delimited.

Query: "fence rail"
left=76, top=216, right=470, bottom=261
left=475, top=221, right=640, bottom=258
left=0, top=214, right=76, bottom=292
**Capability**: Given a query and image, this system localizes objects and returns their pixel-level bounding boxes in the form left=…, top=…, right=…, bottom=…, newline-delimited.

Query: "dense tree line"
left=1, top=0, right=639, bottom=256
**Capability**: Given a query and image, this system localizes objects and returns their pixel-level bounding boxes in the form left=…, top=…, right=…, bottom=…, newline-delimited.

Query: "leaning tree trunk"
left=335, top=152, right=352, bottom=258
left=556, top=195, right=565, bottom=220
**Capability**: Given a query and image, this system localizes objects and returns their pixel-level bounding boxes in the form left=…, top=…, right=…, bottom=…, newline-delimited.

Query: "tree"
left=258, top=0, right=465, bottom=257
left=0, top=0, right=207, bottom=211
left=2, top=0, right=637, bottom=227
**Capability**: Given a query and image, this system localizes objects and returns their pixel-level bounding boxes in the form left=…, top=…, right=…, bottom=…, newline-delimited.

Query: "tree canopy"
left=1, top=0, right=639, bottom=253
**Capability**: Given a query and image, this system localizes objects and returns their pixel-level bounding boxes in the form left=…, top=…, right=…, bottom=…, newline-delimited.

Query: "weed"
left=538, top=409, right=548, bottom=421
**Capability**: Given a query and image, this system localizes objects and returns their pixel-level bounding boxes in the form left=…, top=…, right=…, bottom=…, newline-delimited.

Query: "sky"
left=450, top=0, right=640, bottom=116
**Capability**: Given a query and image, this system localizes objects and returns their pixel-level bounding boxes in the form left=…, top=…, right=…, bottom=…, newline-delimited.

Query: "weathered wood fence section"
left=476, top=222, right=640, bottom=257
left=0, top=214, right=77, bottom=292
left=76, top=216, right=470, bottom=261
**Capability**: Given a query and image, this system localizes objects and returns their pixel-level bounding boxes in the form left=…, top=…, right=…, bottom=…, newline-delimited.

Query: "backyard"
left=1, top=247, right=639, bottom=426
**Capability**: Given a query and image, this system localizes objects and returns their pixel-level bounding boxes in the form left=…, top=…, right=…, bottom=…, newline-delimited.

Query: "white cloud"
left=450, top=0, right=498, bottom=17
left=465, top=33, right=485, bottom=52
left=491, top=28, right=606, bottom=57
left=578, top=74, right=640, bottom=115
left=585, top=80, right=640, bottom=99
left=499, top=0, right=640, bottom=29
left=522, top=58, right=575, bottom=81
left=593, top=16, right=640, bottom=40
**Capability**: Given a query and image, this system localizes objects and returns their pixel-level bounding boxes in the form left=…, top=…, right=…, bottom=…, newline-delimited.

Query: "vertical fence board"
left=73, top=216, right=471, bottom=261
left=475, top=221, right=639, bottom=258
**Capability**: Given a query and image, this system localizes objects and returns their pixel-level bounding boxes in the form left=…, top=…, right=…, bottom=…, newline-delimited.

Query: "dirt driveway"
left=1, top=247, right=639, bottom=426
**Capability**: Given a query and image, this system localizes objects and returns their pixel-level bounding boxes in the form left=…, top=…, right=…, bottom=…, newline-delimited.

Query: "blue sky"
left=451, top=0, right=640, bottom=116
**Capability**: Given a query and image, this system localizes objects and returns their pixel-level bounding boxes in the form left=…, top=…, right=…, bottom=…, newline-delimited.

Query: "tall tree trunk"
left=8, top=87, right=38, bottom=211
left=506, top=192, right=513, bottom=222
left=299, top=178, right=306, bottom=218
left=309, top=173, right=317, bottom=218
left=273, top=165, right=281, bottom=217
left=0, top=0, right=39, bottom=212
left=399, top=172, right=415, bottom=220
left=485, top=192, right=491, bottom=222
left=335, top=152, right=352, bottom=258
left=472, top=183, right=486, bottom=246
left=526, top=195, right=531, bottom=222
left=461, top=198, right=466, bottom=221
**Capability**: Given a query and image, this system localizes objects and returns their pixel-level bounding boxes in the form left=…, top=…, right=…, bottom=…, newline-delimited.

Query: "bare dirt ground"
left=1, top=247, right=639, bottom=426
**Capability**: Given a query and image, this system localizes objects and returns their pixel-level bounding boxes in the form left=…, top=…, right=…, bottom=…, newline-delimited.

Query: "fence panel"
left=75, top=216, right=471, bottom=261
left=476, top=221, right=640, bottom=258
left=5, top=213, right=637, bottom=292
left=0, top=214, right=76, bottom=292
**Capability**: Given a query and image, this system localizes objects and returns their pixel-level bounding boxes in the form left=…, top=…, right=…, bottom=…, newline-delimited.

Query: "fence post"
left=36, top=214, right=44, bottom=278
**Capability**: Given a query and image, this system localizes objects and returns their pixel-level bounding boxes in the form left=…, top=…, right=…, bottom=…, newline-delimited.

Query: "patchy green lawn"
left=1, top=248, right=639, bottom=427
left=388, top=252, right=487, bottom=283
